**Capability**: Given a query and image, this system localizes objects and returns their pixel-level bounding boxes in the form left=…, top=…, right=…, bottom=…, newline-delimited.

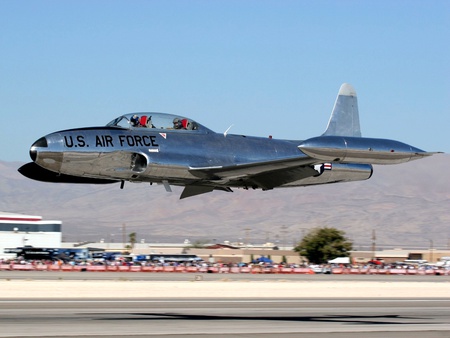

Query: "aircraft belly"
left=139, top=164, right=199, bottom=182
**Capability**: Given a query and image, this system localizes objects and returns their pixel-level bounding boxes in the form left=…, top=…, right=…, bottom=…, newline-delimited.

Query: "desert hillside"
left=0, top=155, right=448, bottom=249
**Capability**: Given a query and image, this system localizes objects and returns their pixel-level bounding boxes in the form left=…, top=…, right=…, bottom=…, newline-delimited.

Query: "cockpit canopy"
left=106, top=112, right=212, bottom=132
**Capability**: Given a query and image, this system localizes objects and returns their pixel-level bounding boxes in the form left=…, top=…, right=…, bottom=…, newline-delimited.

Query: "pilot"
left=181, top=118, right=193, bottom=130
left=173, top=118, right=182, bottom=129
left=130, top=115, right=140, bottom=127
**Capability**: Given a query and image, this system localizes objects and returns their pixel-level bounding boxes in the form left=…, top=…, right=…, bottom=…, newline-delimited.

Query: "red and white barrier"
left=292, top=268, right=314, bottom=274
left=0, top=263, right=448, bottom=275
left=11, top=264, right=34, bottom=271
left=86, top=266, right=106, bottom=272
left=61, top=265, right=74, bottom=271
left=0, top=264, right=11, bottom=270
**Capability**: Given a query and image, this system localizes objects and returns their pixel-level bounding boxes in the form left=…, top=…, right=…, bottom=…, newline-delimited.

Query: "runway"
left=1, top=298, right=450, bottom=337
left=1, top=270, right=449, bottom=282
left=1, top=272, right=449, bottom=337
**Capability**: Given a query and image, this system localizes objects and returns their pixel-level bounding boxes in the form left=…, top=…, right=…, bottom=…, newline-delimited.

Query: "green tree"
left=129, top=232, right=136, bottom=250
left=187, top=239, right=210, bottom=248
left=294, top=227, right=352, bottom=264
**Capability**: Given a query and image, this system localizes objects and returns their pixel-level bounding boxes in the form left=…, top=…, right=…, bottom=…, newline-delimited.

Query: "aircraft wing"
left=188, top=156, right=319, bottom=191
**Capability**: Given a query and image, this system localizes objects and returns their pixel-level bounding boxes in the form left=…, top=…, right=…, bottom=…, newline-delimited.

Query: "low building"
left=0, top=212, right=62, bottom=259
left=59, top=241, right=450, bottom=265
left=62, top=241, right=304, bottom=265
left=350, top=249, right=450, bottom=265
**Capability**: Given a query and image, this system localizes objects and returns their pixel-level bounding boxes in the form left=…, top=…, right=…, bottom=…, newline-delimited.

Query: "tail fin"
left=322, top=83, right=361, bottom=137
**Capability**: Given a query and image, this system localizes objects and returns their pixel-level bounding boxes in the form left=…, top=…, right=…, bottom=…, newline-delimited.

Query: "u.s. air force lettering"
left=64, top=135, right=87, bottom=148
left=63, top=134, right=159, bottom=148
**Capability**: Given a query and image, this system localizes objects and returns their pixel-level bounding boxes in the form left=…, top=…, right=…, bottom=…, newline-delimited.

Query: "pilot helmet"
left=173, top=118, right=181, bottom=128
left=130, top=115, right=139, bottom=126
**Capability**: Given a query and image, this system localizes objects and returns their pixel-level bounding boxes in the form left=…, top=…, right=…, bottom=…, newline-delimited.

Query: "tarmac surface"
left=1, top=271, right=449, bottom=337
left=1, top=270, right=450, bottom=282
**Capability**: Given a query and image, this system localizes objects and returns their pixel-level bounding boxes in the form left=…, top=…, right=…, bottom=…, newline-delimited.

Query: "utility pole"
left=244, top=228, right=251, bottom=247
left=429, top=239, right=434, bottom=263
left=122, top=223, right=126, bottom=249
left=372, top=229, right=376, bottom=260
left=281, top=225, right=288, bottom=250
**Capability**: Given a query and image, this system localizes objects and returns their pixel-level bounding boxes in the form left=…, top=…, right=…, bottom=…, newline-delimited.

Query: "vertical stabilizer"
left=323, top=83, right=361, bottom=137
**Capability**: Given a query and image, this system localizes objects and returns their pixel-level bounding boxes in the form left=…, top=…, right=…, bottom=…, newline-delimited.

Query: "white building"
left=0, top=212, right=62, bottom=259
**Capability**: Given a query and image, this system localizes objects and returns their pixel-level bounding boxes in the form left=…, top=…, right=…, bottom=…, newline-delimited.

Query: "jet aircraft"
left=19, top=83, right=436, bottom=199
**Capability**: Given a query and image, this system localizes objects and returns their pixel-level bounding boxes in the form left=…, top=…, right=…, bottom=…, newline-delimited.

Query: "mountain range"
left=1, top=154, right=449, bottom=250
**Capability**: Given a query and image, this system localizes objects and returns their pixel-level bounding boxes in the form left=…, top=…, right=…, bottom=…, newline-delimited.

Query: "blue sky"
left=1, top=1, right=449, bottom=162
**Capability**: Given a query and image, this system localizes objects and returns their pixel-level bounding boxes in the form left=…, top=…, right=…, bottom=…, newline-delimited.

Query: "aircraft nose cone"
left=30, top=137, right=48, bottom=162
